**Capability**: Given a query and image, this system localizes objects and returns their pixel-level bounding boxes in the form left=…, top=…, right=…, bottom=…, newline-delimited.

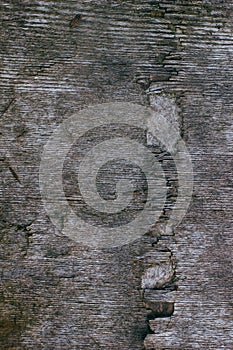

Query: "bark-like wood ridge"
left=1, top=1, right=233, bottom=349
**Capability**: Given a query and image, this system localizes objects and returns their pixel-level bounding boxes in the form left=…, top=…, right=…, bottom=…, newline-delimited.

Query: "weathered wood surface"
left=1, top=0, right=233, bottom=349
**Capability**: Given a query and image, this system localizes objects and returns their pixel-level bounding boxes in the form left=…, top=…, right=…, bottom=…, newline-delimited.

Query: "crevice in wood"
left=141, top=242, right=177, bottom=349
left=141, top=91, right=181, bottom=349
left=145, top=301, right=174, bottom=319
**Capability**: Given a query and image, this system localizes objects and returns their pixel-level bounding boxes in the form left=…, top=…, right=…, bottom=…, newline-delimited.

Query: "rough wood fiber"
left=0, top=1, right=233, bottom=349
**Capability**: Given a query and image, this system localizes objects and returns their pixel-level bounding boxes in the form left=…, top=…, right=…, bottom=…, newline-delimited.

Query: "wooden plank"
left=0, top=0, right=233, bottom=349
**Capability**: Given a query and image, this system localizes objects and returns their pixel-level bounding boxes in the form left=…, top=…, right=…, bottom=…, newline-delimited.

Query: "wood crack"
left=0, top=98, right=15, bottom=119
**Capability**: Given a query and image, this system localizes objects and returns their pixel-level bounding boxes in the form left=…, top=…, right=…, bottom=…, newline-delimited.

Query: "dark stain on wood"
left=69, top=14, right=82, bottom=29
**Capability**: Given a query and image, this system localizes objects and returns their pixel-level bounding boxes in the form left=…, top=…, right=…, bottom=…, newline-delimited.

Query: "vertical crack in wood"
left=142, top=93, right=180, bottom=350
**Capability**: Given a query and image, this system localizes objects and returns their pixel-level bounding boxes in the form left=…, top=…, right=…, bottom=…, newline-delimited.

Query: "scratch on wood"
left=8, top=165, right=21, bottom=184
left=1, top=157, right=21, bottom=184
left=0, top=98, right=15, bottom=118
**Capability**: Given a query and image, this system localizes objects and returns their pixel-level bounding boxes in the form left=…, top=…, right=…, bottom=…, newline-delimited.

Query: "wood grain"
left=0, top=1, right=233, bottom=349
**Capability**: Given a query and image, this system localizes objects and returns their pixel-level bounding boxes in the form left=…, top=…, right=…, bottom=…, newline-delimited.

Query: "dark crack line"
left=8, top=165, right=21, bottom=184
left=1, top=156, right=21, bottom=184
left=0, top=98, right=15, bottom=118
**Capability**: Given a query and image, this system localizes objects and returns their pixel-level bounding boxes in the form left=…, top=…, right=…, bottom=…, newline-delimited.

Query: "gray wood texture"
left=1, top=0, right=233, bottom=349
